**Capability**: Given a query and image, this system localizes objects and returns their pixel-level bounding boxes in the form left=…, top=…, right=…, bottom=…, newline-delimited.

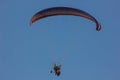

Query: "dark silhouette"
left=54, top=64, right=61, bottom=76
left=51, top=63, right=61, bottom=76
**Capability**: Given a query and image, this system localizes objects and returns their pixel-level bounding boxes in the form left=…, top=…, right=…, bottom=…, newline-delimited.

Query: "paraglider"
left=30, top=7, right=101, bottom=31
left=29, top=6, right=102, bottom=77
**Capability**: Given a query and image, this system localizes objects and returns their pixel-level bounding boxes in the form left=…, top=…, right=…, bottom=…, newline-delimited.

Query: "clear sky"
left=0, top=0, right=120, bottom=80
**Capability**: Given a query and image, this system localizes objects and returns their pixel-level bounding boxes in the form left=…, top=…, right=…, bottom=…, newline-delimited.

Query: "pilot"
left=54, top=64, right=61, bottom=76
left=50, top=63, right=61, bottom=76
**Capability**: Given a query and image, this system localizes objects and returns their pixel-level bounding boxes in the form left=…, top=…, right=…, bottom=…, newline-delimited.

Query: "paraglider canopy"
left=30, top=7, right=101, bottom=31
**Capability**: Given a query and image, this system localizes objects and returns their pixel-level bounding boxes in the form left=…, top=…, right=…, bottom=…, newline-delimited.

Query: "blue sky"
left=0, top=0, right=120, bottom=80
